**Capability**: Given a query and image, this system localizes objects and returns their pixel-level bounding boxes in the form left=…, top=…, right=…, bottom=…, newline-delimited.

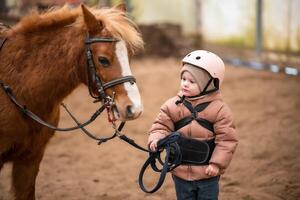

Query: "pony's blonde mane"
left=10, top=5, right=143, bottom=53
left=91, top=7, right=144, bottom=53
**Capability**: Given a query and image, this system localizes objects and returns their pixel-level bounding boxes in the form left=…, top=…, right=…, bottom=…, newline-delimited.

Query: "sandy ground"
left=0, top=57, right=299, bottom=200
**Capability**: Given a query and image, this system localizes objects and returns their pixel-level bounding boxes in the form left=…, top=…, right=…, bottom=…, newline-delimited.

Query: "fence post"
left=256, top=0, right=263, bottom=57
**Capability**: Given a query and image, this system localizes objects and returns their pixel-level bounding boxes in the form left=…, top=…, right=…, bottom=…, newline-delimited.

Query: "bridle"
left=85, top=35, right=136, bottom=103
left=84, top=35, right=137, bottom=122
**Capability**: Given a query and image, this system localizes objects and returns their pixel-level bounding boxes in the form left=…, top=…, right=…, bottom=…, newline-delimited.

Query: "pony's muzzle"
left=126, top=105, right=135, bottom=118
left=125, top=104, right=143, bottom=119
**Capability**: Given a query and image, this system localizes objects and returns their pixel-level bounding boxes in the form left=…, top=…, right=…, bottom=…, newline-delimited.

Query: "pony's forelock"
left=91, top=7, right=144, bottom=54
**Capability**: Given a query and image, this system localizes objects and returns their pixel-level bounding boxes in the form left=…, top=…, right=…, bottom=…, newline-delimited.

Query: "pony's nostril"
left=126, top=105, right=134, bottom=118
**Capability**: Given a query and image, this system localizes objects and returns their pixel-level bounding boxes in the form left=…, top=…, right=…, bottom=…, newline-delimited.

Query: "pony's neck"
left=6, top=26, right=86, bottom=113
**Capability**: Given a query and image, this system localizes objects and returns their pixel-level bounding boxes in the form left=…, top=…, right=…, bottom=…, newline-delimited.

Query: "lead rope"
left=61, top=100, right=149, bottom=147
left=60, top=102, right=121, bottom=143
left=62, top=101, right=182, bottom=193
left=138, top=132, right=182, bottom=193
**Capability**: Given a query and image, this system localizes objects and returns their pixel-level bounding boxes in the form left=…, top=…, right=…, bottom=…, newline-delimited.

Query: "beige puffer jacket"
left=148, top=91, right=238, bottom=181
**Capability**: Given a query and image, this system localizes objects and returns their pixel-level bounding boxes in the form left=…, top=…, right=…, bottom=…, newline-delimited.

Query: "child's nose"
left=183, top=81, right=189, bottom=87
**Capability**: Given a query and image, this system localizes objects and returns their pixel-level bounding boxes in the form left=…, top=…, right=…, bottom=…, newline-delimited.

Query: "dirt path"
left=1, top=57, right=299, bottom=200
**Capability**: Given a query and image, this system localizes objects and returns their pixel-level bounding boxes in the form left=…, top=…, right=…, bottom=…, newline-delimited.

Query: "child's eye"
left=182, top=77, right=186, bottom=81
left=190, top=80, right=195, bottom=84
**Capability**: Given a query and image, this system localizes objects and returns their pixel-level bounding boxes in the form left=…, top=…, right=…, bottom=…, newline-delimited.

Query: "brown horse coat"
left=0, top=4, right=143, bottom=200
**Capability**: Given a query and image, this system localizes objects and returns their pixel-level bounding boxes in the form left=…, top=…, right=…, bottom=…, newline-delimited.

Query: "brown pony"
left=0, top=4, right=143, bottom=200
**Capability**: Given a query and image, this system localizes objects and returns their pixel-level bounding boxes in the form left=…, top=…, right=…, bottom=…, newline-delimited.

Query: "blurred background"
left=1, top=0, right=300, bottom=67
left=0, top=0, right=299, bottom=200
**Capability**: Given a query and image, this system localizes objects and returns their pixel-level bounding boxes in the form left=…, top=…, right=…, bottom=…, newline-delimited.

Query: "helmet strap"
left=200, top=78, right=219, bottom=95
left=186, top=78, right=219, bottom=99
left=175, top=95, right=186, bottom=105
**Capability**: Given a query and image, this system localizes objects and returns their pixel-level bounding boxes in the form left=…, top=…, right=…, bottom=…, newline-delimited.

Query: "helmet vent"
left=187, top=54, right=191, bottom=57
left=196, top=56, right=201, bottom=60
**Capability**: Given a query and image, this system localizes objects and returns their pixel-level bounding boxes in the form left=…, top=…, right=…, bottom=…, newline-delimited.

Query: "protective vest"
left=138, top=99, right=216, bottom=193
left=170, top=99, right=215, bottom=165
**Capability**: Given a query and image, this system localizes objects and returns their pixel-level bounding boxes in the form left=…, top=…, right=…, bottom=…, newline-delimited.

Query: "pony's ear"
left=114, top=3, right=127, bottom=13
left=81, top=4, right=103, bottom=34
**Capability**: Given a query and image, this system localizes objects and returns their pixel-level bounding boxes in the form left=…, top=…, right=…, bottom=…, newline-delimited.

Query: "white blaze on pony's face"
left=114, top=40, right=143, bottom=120
left=81, top=4, right=144, bottom=121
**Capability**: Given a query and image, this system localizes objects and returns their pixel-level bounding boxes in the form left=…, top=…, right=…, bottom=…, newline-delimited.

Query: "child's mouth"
left=182, top=89, right=189, bottom=93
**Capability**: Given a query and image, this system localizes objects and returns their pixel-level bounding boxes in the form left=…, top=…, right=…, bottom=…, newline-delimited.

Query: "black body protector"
left=170, top=98, right=215, bottom=165
left=138, top=98, right=216, bottom=193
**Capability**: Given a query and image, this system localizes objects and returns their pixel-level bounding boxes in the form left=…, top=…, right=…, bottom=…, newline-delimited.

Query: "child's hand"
left=148, top=133, right=165, bottom=152
left=205, top=163, right=220, bottom=176
left=148, top=138, right=159, bottom=152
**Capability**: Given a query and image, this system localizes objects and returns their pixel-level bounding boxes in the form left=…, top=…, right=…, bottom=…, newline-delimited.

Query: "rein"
left=138, top=132, right=182, bottom=193
left=63, top=99, right=182, bottom=193
left=0, top=79, right=106, bottom=131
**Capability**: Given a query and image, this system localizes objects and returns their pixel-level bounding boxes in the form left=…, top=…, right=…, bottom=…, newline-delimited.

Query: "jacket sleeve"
left=148, top=99, right=175, bottom=141
left=209, top=103, right=238, bottom=169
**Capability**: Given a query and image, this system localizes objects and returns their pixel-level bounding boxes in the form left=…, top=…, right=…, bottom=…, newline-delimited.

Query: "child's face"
left=180, top=71, right=200, bottom=97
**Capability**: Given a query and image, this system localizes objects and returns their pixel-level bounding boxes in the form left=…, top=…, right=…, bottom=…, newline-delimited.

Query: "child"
left=148, top=50, right=238, bottom=200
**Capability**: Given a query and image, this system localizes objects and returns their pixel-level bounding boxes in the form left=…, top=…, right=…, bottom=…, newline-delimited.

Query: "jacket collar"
left=177, top=91, right=222, bottom=105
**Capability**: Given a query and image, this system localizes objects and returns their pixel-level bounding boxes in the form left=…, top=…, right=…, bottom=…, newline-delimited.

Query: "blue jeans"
left=172, top=175, right=220, bottom=200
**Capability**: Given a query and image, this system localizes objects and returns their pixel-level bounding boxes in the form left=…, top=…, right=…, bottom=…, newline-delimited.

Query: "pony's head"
left=80, top=4, right=143, bottom=121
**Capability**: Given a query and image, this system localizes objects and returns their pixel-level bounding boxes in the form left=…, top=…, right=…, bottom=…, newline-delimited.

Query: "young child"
left=148, top=50, right=238, bottom=200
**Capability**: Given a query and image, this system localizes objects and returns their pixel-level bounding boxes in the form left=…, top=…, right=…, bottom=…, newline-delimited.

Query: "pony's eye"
left=98, top=56, right=110, bottom=67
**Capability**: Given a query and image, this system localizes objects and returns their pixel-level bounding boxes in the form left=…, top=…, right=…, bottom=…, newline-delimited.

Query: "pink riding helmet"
left=182, top=50, right=225, bottom=87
